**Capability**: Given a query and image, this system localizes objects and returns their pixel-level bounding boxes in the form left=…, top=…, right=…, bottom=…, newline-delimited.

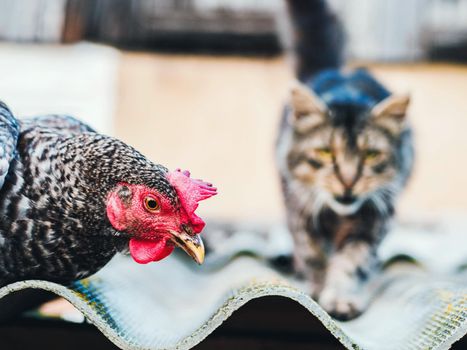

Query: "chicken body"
left=0, top=102, right=214, bottom=287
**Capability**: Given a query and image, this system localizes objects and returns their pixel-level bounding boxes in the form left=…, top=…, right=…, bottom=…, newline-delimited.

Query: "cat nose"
left=336, top=166, right=359, bottom=189
left=340, top=175, right=354, bottom=189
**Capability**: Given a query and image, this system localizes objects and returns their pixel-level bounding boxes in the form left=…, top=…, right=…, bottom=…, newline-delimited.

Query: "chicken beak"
left=169, top=228, right=205, bottom=265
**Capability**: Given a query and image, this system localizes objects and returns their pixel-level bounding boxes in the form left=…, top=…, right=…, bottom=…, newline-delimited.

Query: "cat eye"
left=315, top=147, right=333, bottom=159
left=144, top=196, right=160, bottom=212
left=364, top=149, right=381, bottom=160
left=307, top=158, right=323, bottom=169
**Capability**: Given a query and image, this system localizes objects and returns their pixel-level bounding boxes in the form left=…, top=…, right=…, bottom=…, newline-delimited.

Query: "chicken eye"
left=144, top=196, right=160, bottom=212
left=364, top=149, right=381, bottom=160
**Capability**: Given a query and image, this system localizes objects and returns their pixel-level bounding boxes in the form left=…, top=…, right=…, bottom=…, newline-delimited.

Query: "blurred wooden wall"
left=0, top=0, right=466, bottom=60
left=0, top=0, right=67, bottom=42
left=0, top=0, right=281, bottom=54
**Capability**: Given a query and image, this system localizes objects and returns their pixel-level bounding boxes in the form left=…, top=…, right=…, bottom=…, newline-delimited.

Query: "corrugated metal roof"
left=0, top=217, right=466, bottom=349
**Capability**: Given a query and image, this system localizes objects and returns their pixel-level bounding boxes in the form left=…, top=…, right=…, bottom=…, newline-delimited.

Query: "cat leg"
left=302, top=255, right=326, bottom=299
left=318, top=240, right=377, bottom=320
left=292, top=229, right=326, bottom=298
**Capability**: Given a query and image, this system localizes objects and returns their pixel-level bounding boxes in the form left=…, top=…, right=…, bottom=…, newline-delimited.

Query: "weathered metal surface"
left=0, top=217, right=466, bottom=350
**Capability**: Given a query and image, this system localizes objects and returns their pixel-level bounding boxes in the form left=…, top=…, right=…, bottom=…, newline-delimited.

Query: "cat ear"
left=289, top=82, right=327, bottom=132
left=371, top=94, right=410, bottom=134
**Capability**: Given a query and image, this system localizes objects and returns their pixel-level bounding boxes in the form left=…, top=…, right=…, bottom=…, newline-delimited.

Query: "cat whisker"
left=370, top=191, right=389, bottom=217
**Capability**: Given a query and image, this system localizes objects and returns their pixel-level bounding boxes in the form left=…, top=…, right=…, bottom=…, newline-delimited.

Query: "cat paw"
left=318, top=289, right=365, bottom=321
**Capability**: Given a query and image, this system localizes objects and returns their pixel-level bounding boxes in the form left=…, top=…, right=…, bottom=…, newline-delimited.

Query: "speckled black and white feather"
left=0, top=102, right=179, bottom=287
left=0, top=102, right=20, bottom=189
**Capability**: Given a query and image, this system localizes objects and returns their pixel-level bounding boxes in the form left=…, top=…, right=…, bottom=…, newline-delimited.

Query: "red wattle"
left=129, top=237, right=175, bottom=264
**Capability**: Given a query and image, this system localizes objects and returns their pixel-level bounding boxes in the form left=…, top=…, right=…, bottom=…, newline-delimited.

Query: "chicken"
left=0, top=101, right=216, bottom=287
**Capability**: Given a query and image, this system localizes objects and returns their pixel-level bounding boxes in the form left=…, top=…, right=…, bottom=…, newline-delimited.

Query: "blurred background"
left=1, top=1, right=467, bottom=348
left=0, top=0, right=467, bottom=223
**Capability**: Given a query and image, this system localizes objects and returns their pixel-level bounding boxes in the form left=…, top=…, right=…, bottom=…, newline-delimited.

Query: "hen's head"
left=106, top=169, right=216, bottom=265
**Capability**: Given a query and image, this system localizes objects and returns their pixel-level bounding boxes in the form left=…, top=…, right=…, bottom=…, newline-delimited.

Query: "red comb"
left=166, top=169, right=217, bottom=233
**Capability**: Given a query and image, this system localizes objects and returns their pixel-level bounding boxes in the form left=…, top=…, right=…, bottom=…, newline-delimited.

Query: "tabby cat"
left=277, top=0, right=414, bottom=320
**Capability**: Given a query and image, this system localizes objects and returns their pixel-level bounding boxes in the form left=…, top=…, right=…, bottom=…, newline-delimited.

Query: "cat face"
left=284, top=83, right=411, bottom=215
